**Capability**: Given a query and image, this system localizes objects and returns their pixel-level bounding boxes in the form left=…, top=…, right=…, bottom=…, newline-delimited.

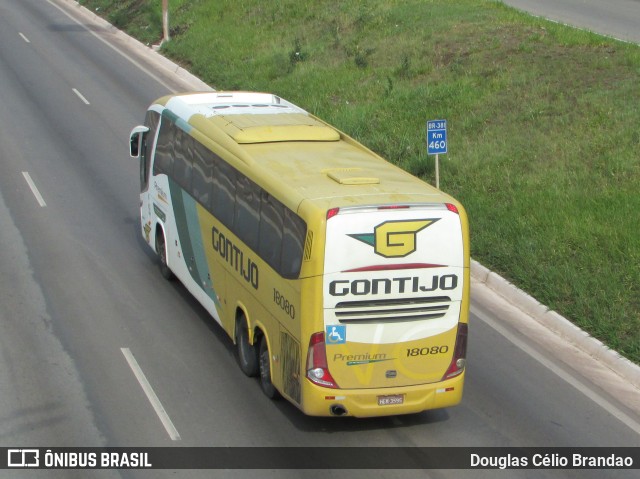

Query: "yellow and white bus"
left=129, top=91, right=469, bottom=417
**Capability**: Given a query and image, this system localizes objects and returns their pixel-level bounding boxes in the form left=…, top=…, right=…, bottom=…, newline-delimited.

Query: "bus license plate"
left=378, top=394, right=404, bottom=406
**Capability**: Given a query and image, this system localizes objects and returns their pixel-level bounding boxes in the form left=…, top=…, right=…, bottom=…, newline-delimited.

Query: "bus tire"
left=155, top=229, right=174, bottom=280
left=235, top=317, right=259, bottom=377
left=259, top=335, right=280, bottom=399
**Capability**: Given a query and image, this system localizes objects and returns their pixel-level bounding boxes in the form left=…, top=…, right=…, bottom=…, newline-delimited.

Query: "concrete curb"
left=471, top=259, right=640, bottom=389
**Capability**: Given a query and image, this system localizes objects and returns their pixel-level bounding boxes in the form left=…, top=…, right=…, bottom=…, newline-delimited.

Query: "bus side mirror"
left=129, top=125, right=150, bottom=158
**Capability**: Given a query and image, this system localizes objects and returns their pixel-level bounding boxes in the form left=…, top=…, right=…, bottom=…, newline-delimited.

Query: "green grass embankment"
left=79, top=0, right=640, bottom=363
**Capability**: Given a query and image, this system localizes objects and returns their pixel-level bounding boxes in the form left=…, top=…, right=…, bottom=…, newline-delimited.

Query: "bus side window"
left=234, top=175, right=260, bottom=251
left=259, top=191, right=284, bottom=270
left=172, top=128, right=193, bottom=191
left=281, top=210, right=306, bottom=279
left=154, top=119, right=175, bottom=176
left=191, top=140, right=213, bottom=208
left=211, top=157, right=236, bottom=230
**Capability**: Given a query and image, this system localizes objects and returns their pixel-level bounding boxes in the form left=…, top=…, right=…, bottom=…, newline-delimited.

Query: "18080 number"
left=273, top=288, right=295, bottom=319
left=406, top=345, right=449, bottom=357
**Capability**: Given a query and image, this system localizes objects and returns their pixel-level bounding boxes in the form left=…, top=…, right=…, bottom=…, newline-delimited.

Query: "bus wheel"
left=155, top=230, right=174, bottom=280
left=259, top=336, right=280, bottom=399
left=235, top=317, right=259, bottom=377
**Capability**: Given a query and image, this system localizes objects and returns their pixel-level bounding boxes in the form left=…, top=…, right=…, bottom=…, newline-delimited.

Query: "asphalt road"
left=0, top=1, right=638, bottom=478
left=502, top=0, right=640, bottom=43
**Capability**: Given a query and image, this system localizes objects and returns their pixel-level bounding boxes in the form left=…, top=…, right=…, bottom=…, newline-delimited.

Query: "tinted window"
left=234, top=175, right=261, bottom=251
left=172, top=128, right=193, bottom=191
left=211, top=158, right=236, bottom=229
left=154, top=119, right=174, bottom=176
left=191, top=141, right=213, bottom=208
left=152, top=114, right=308, bottom=279
left=280, top=209, right=307, bottom=279
left=259, top=192, right=284, bottom=270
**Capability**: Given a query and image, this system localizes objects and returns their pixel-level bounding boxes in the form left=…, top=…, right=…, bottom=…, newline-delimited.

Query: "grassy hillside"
left=79, top=0, right=640, bottom=363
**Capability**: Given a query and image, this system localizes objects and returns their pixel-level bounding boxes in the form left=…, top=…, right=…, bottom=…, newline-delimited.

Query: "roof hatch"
left=214, top=113, right=340, bottom=144
left=325, top=168, right=380, bottom=185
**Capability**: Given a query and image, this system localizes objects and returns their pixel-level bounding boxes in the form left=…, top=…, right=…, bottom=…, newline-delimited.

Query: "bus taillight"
left=445, top=203, right=459, bottom=214
left=306, top=332, right=339, bottom=388
left=442, top=323, right=467, bottom=380
left=326, top=208, right=340, bottom=220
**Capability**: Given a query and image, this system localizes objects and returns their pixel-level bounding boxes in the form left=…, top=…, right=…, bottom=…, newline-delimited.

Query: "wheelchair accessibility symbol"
left=326, top=325, right=346, bottom=345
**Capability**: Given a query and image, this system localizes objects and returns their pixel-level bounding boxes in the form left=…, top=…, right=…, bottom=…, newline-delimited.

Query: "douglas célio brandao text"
left=470, top=452, right=634, bottom=469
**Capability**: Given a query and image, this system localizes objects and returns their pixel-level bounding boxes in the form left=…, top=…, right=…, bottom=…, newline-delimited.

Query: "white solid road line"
left=19, top=32, right=31, bottom=43
left=72, top=88, right=90, bottom=105
left=121, top=348, right=182, bottom=441
left=22, top=172, right=47, bottom=207
left=472, top=305, right=640, bottom=436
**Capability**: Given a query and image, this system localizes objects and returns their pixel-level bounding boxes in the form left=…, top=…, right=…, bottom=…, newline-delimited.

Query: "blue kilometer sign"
left=427, top=120, right=447, bottom=155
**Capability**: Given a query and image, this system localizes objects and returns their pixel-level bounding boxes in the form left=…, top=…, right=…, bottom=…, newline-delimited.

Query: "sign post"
left=426, top=120, right=447, bottom=189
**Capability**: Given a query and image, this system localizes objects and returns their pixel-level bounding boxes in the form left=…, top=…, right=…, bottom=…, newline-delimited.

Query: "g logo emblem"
left=349, top=219, right=439, bottom=258
left=375, top=220, right=435, bottom=257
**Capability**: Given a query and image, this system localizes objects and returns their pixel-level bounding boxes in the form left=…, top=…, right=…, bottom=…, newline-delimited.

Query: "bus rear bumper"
left=299, top=373, right=464, bottom=418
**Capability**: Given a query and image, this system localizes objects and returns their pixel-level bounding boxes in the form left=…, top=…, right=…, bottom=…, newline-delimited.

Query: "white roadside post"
left=162, top=0, right=170, bottom=43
